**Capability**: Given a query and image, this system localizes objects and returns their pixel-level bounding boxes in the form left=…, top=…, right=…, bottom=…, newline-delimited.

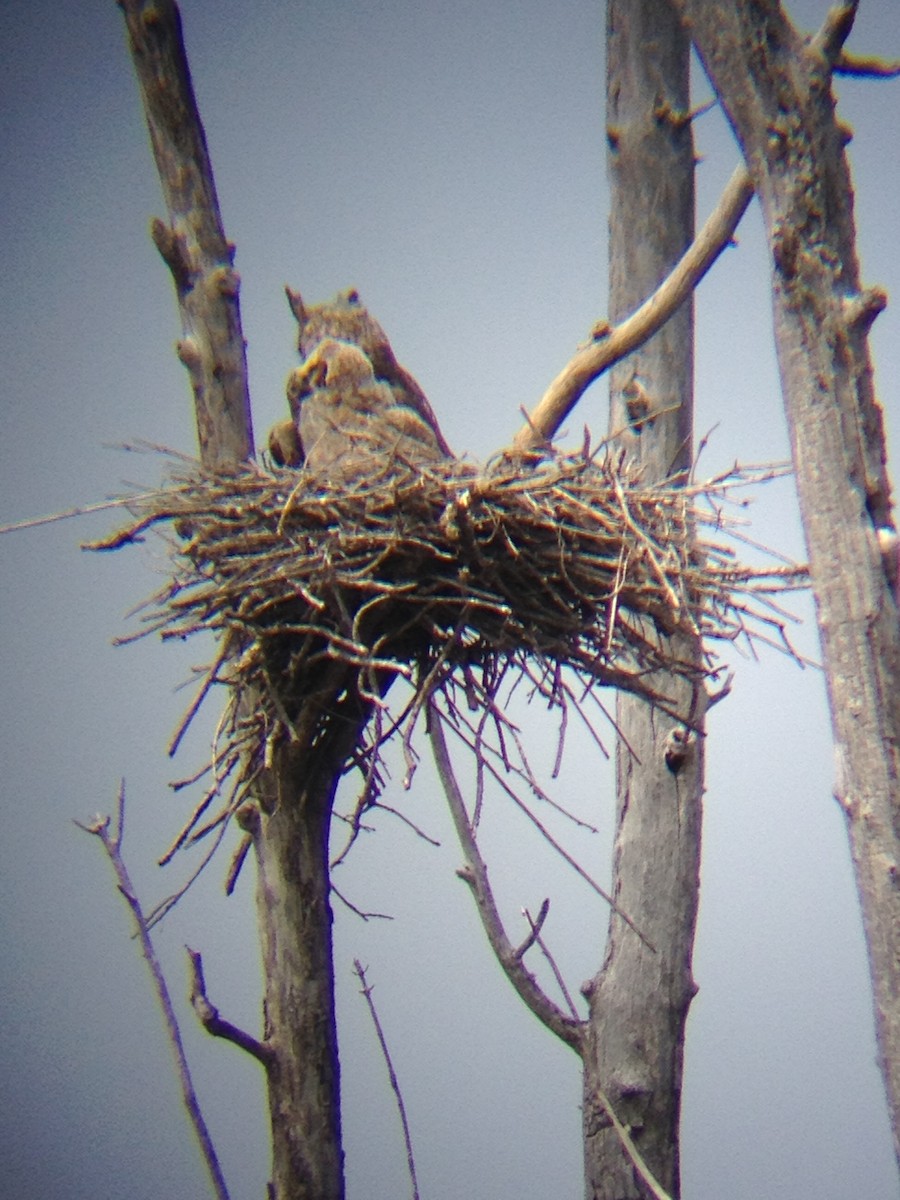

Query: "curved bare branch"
left=513, top=165, right=753, bottom=451
left=428, top=707, right=585, bottom=1053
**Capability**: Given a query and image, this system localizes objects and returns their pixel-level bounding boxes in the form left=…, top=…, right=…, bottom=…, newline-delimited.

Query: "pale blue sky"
left=1, top=2, right=898, bottom=1197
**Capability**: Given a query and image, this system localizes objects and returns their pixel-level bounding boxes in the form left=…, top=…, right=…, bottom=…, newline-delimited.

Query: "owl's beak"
left=287, top=356, right=328, bottom=407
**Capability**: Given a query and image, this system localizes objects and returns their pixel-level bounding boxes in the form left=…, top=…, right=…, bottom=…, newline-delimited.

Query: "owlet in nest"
left=282, top=337, right=446, bottom=478
left=268, top=288, right=452, bottom=468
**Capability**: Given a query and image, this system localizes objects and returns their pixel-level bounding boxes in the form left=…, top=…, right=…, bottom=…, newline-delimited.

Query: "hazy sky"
left=1, top=2, right=899, bottom=1198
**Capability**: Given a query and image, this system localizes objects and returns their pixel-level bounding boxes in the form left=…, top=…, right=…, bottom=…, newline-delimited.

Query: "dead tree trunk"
left=581, top=5, right=701, bottom=1197
left=119, top=4, right=350, bottom=1195
left=675, top=0, right=900, bottom=1169
left=118, top=0, right=253, bottom=466
left=250, top=716, right=366, bottom=1200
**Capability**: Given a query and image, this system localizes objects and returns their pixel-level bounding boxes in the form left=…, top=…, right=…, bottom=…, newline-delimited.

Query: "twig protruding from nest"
left=89, top=446, right=806, bottom=856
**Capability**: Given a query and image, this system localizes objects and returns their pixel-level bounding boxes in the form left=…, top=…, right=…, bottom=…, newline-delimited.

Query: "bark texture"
left=250, top=713, right=366, bottom=1200
left=675, top=0, right=900, bottom=1167
left=582, top=5, right=701, bottom=1197
left=119, top=0, right=253, bottom=465
left=119, top=5, right=350, bottom=1195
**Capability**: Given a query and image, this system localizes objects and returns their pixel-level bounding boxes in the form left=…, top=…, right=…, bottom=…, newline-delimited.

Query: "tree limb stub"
left=118, top=0, right=253, bottom=466
left=833, top=52, right=900, bottom=78
left=186, top=947, right=273, bottom=1066
left=514, top=165, right=754, bottom=452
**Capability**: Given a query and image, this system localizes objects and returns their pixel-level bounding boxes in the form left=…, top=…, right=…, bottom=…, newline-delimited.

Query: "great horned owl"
left=285, top=286, right=452, bottom=458
left=285, top=337, right=445, bottom=478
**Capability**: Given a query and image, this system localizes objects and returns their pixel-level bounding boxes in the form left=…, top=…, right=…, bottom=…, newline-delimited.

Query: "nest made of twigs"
left=97, top=447, right=805, bottom=804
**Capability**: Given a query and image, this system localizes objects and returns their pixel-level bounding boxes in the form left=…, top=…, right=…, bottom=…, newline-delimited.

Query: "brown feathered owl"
left=285, top=337, right=445, bottom=479
left=284, top=286, right=453, bottom=458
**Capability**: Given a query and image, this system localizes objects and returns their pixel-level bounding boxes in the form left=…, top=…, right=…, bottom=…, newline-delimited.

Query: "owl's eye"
left=345, top=289, right=360, bottom=305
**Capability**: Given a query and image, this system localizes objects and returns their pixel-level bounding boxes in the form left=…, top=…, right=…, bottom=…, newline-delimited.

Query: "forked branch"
left=429, top=706, right=584, bottom=1052
left=430, top=710, right=677, bottom=1198
left=75, top=784, right=231, bottom=1200
left=186, top=948, right=273, bottom=1066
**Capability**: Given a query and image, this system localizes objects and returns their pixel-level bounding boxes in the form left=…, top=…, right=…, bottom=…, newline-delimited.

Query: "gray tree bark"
left=119, top=4, right=350, bottom=1196
left=119, top=0, right=253, bottom=466
left=581, top=5, right=701, bottom=1198
left=249, top=712, right=367, bottom=1200
left=673, top=0, right=900, bottom=1169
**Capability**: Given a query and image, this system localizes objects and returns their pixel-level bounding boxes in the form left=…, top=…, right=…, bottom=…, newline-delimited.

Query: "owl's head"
left=286, top=338, right=377, bottom=410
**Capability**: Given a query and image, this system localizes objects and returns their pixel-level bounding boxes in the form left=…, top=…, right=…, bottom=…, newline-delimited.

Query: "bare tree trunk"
left=119, top=4, right=352, bottom=1194
left=581, top=5, right=701, bottom=1197
left=118, top=0, right=253, bottom=466
left=675, top=0, right=900, bottom=1169
left=250, top=715, right=366, bottom=1200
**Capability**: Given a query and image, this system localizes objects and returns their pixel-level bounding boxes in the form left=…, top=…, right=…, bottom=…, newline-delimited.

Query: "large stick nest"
left=94, top=446, right=805, bottom=868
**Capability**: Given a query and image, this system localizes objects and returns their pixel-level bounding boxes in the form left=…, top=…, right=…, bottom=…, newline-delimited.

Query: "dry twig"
left=87, top=448, right=805, bottom=887
left=75, top=784, right=231, bottom=1200
left=353, top=960, right=420, bottom=1200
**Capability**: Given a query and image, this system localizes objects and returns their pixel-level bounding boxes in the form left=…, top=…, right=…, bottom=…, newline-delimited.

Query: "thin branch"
left=833, top=51, right=900, bottom=77
left=513, top=165, right=753, bottom=450
left=353, top=961, right=420, bottom=1200
left=0, top=492, right=169, bottom=537
left=75, top=784, right=231, bottom=1200
left=438, top=697, right=655, bottom=948
left=522, top=905, right=581, bottom=1022
left=589, top=1085, right=675, bottom=1200
left=331, top=885, right=394, bottom=922
left=429, top=706, right=584, bottom=1052
left=168, top=639, right=232, bottom=758
left=514, top=897, right=550, bottom=959
left=224, top=832, right=253, bottom=896
left=186, top=948, right=272, bottom=1066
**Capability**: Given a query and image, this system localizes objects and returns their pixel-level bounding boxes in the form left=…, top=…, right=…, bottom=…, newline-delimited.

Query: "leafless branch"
left=75, top=784, right=231, bottom=1200
left=514, top=897, right=550, bottom=959
left=224, top=833, right=253, bottom=895
left=331, top=886, right=394, bottom=922
left=353, top=960, right=420, bottom=1200
left=807, top=2, right=900, bottom=74
left=523, top=905, right=582, bottom=1022
left=437, top=696, right=655, bottom=949
left=0, top=492, right=167, bottom=538
left=513, top=165, right=754, bottom=450
left=589, top=1085, right=675, bottom=1200
left=186, top=948, right=272, bottom=1066
left=429, top=707, right=585, bottom=1052
left=833, top=50, right=900, bottom=76
left=168, top=640, right=232, bottom=758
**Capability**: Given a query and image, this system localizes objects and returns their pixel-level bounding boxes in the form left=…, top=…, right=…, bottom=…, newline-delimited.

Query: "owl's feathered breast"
left=290, top=338, right=444, bottom=478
